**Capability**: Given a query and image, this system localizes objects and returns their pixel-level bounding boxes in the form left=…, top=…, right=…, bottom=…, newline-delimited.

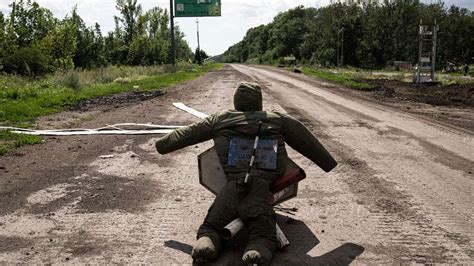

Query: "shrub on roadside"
left=113, top=77, right=131, bottom=84
left=64, top=70, right=81, bottom=91
left=3, top=47, right=51, bottom=77
left=52, top=70, right=82, bottom=91
left=0, top=131, right=43, bottom=156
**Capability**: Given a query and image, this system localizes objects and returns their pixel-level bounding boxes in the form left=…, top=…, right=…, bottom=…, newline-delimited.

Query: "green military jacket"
left=155, top=110, right=337, bottom=181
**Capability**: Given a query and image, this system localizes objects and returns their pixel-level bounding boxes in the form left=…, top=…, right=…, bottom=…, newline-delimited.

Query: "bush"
left=64, top=70, right=81, bottom=91
left=163, top=64, right=177, bottom=73
left=0, top=131, right=43, bottom=156
left=94, top=67, right=115, bottom=83
left=113, top=77, right=131, bottom=84
left=51, top=70, right=81, bottom=91
left=3, top=47, right=51, bottom=76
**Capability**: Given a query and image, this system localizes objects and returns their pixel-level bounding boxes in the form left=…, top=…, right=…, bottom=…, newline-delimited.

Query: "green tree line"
left=0, top=0, right=193, bottom=76
left=221, top=0, right=473, bottom=69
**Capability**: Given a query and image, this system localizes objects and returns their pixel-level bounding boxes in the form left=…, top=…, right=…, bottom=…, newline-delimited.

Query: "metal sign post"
left=170, top=0, right=176, bottom=66
left=337, top=27, right=344, bottom=67
left=415, top=19, right=438, bottom=83
left=196, top=18, right=202, bottom=65
left=169, top=0, right=221, bottom=66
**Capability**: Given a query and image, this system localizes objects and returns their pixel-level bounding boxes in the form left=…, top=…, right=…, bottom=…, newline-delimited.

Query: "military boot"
left=191, top=236, right=218, bottom=263
left=242, top=250, right=263, bottom=265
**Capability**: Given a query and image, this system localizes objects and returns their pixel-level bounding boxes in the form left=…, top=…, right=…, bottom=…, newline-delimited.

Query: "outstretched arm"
left=280, top=113, right=337, bottom=172
left=155, top=115, right=216, bottom=154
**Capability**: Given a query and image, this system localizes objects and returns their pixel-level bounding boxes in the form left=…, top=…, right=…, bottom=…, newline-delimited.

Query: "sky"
left=0, top=0, right=472, bottom=56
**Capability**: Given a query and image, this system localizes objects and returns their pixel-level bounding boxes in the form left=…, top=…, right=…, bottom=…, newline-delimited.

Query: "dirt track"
left=0, top=64, right=473, bottom=264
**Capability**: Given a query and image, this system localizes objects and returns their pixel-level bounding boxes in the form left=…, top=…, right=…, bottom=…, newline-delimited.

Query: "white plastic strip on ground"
left=95, top=123, right=183, bottom=130
left=0, top=102, right=208, bottom=136
left=0, top=123, right=180, bottom=136
left=7, top=129, right=174, bottom=136
left=173, top=102, right=209, bottom=118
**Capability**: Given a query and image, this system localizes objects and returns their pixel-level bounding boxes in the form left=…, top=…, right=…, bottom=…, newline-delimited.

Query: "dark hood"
left=233, top=82, right=263, bottom=111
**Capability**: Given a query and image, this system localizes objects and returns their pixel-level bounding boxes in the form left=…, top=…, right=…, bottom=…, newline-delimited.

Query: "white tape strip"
left=0, top=123, right=180, bottom=136
left=173, top=102, right=209, bottom=119
left=9, top=129, right=174, bottom=136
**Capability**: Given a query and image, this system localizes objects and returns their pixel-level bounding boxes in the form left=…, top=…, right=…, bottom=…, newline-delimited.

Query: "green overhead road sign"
left=175, top=0, right=221, bottom=17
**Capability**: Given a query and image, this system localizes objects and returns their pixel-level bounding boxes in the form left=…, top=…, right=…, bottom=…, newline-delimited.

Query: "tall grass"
left=0, top=131, right=43, bottom=156
left=0, top=63, right=219, bottom=126
left=311, top=67, right=474, bottom=85
left=49, top=63, right=193, bottom=90
left=0, top=63, right=222, bottom=155
left=302, top=67, right=375, bottom=90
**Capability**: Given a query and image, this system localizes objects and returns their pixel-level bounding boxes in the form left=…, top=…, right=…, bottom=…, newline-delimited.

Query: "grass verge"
left=301, top=67, right=375, bottom=90
left=0, top=131, right=43, bottom=156
left=0, top=63, right=222, bottom=155
left=301, top=66, right=474, bottom=86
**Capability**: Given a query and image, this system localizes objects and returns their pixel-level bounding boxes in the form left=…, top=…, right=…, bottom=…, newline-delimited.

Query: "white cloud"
left=0, top=2, right=10, bottom=13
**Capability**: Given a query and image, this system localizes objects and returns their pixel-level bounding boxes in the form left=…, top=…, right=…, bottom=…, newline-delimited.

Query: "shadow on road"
left=164, top=214, right=364, bottom=265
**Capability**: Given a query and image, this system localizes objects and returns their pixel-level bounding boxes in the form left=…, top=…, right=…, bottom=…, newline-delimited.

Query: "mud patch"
left=368, top=79, right=474, bottom=107
left=63, top=231, right=108, bottom=257
left=71, top=90, right=166, bottom=111
left=0, top=162, right=81, bottom=216
left=0, top=236, right=32, bottom=253
left=16, top=169, right=161, bottom=215
left=76, top=173, right=161, bottom=213
left=91, top=151, right=157, bottom=179
left=0, top=215, right=57, bottom=238
left=27, top=183, right=75, bottom=205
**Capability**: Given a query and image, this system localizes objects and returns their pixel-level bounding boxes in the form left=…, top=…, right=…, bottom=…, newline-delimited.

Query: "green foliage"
left=47, top=15, right=77, bottom=70
left=194, top=48, right=209, bottom=64
left=302, top=67, right=375, bottom=90
left=116, top=0, right=143, bottom=45
left=222, top=2, right=474, bottom=69
left=0, top=11, right=4, bottom=27
left=3, top=46, right=51, bottom=76
left=0, top=63, right=222, bottom=126
left=174, top=27, right=193, bottom=61
left=0, top=12, right=5, bottom=52
left=127, top=35, right=149, bottom=64
left=437, top=6, right=473, bottom=66
left=70, top=7, right=106, bottom=69
left=317, top=67, right=474, bottom=86
left=0, top=0, right=193, bottom=75
left=8, top=0, right=56, bottom=47
left=62, top=70, right=82, bottom=90
left=0, top=130, right=43, bottom=156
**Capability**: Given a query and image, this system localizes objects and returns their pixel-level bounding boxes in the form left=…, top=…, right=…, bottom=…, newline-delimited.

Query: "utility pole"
left=432, top=20, right=437, bottom=81
left=337, top=27, right=344, bottom=67
left=170, top=0, right=176, bottom=67
left=196, top=18, right=201, bottom=66
left=336, top=32, right=339, bottom=67
left=341, top=27, right=344, bottom=67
